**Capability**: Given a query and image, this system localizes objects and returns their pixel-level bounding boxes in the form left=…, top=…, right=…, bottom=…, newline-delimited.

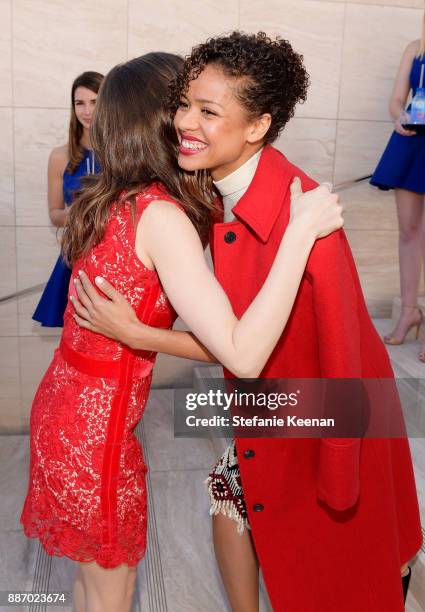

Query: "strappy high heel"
left=383, top=305, right=423, bottom=346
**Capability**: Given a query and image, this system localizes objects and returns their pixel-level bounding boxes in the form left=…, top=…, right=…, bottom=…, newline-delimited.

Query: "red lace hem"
left=20, top=516, right=146, bottom=569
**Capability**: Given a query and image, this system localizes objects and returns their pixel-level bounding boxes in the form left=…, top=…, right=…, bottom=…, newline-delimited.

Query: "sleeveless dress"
left=33, top=150, right=100, bottom=328
left=21, top=184, right=178, bottom=568
left=370, top=55, right=425, bottom=193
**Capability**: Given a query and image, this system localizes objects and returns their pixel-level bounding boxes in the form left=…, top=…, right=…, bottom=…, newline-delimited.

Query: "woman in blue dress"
left=33, top=71, right=103, bottom=327
left=371, top=17, right=425, bottom=361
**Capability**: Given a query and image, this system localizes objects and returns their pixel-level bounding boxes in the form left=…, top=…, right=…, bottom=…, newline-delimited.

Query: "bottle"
left=410, top=87, right=425, bottom=124
left=410, top=63, right=425, bottom=125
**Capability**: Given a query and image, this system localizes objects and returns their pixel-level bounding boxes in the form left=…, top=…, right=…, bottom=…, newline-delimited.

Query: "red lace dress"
left=20, top=185, right=178, bottom=568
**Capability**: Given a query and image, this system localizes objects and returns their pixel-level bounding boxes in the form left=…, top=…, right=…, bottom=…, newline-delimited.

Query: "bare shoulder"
left=139, top=198, right=201, bottom=256
left=143, top=198, right=188, bottom=226
left=136, top=197, right=201, bottom=266
left=404, top=39, right=420, bottom=59
left=48, top=144, right=69, bottom=173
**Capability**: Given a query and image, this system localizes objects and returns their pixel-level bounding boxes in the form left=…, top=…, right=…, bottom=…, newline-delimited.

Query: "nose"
left=175, top=107, right=200, bottom=133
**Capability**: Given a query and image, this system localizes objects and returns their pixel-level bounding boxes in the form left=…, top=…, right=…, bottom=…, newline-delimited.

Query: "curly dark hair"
left=168, top=31, right=310, bottom=143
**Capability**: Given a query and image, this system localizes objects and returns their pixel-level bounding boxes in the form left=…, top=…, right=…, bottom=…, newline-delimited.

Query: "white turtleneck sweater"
left=213, top=148, right=263, bottom=222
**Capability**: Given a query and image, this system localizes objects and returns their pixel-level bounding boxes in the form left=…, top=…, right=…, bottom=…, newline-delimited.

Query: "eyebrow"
left=194, top=98, right=224, bottom=109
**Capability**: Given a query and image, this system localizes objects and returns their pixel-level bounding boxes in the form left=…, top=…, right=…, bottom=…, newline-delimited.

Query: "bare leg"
left=72, top=565, right=86, bottom=612
left=213, top=513, right=259, bottom=612
left=419, top=204, right=425, bottom=356
left=384, top=189, right=424, bottom=344
left=77, top=561, right=137, bottom=612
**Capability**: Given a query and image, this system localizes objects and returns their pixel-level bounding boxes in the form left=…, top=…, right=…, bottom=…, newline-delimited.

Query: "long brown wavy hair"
left=68, top=71, right=104, bottom=173
left=63, top=53, right=217, bottom=265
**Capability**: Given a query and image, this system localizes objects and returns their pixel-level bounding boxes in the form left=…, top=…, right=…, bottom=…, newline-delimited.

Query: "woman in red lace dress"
left=20, top=52, right=341, bottom=612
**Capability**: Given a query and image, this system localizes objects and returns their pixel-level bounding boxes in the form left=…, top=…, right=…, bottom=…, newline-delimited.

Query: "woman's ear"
left=247, top=113, right=272, bottom=144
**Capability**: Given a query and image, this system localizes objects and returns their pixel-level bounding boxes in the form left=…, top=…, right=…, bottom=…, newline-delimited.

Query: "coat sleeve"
left=306, top=228, right=363, bottom=511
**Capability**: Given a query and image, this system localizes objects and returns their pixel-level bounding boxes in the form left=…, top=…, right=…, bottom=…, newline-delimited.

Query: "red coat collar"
left=230, top=144, right=293, bottom=243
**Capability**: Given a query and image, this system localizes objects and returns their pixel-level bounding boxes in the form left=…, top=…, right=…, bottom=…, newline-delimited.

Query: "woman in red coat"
left=72, top=33, right=422, bottom=611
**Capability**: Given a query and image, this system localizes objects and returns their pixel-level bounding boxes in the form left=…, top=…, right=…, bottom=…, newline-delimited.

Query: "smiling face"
left=73, top=86, right=98, bottom=130
left=173, top=64, right=271, bottom=180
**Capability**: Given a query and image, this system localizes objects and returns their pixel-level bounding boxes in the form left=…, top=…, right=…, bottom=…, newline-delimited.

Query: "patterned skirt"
left=204, top=439, right=250, bottom=535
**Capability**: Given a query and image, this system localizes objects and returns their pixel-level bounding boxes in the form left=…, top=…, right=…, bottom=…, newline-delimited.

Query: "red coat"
left=211, top=145, right=422, bottom=611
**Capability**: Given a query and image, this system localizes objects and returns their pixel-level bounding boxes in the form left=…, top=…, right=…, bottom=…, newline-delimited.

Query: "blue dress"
left=33, top=150, right=100, bottom=327
left=370, top=55, right=425, bottom=194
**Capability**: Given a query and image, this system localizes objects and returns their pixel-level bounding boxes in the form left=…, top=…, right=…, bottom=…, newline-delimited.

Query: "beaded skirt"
left=205, top=439, right=250, bottom=535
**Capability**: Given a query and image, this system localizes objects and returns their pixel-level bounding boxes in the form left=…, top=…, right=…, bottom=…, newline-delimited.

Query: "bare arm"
left=131, top=327, right=216, bottom=362
left=390, top=40, right=419, bottom=136
left=72, top=272, right=218, bottom=362
left=48, top=145, right=69, bottom=227
left=131, top=181, right=341, bottom=379
left=72, top=180, right=342, bottom=375
left=73, top=226, right=321, bottom=372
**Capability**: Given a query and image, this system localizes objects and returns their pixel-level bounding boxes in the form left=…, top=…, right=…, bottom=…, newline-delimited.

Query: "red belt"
left=59, top=339, right=154, bottom=379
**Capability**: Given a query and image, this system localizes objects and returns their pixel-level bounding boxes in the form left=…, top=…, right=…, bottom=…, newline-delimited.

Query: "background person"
left=32, top=71, right=103, bottom=328
left=371, top=15, right=425, bottom=361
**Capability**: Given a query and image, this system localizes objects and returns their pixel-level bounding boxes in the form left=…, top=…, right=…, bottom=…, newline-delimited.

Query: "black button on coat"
left=224, top=231, right=236, bottom=244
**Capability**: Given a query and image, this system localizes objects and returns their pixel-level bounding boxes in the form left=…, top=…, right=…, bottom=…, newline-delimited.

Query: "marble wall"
left=0, top=0, right=423, bottom=431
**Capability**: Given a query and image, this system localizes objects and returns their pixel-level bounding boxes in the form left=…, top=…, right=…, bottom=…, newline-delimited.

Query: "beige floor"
left=1, top=319, right=424, bottom=611
left=0, top=390, right=272, bottom=612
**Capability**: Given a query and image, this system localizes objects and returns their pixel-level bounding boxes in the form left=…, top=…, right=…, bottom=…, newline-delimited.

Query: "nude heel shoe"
left=383, top=305, right=423, bottom=346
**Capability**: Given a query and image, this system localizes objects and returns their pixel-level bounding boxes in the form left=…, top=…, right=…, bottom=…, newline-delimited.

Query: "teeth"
left=181, top=139, right=207, bottom=151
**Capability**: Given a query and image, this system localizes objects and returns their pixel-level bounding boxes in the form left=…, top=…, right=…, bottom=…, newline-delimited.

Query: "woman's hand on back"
left=289, top=177, right=344, bottom=240
left=70, top=271, right=142, bottom=347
